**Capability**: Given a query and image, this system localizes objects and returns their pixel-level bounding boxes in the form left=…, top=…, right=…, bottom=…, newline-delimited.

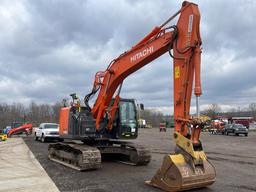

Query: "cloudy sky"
left=0, top=0, right=255, bottom=114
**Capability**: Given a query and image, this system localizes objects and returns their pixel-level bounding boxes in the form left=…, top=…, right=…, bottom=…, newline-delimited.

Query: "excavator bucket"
left=146, top=151, right=216, bottom=191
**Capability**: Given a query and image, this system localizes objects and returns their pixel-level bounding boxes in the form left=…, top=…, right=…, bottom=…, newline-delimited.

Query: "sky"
left=0, top=0, right=255, bottom=115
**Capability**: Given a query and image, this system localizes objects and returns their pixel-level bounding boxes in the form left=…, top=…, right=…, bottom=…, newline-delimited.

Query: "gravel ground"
left=23, top=129, right=256, bottom=192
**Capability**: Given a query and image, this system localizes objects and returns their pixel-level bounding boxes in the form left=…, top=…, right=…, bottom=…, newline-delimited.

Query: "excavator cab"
left=59, top=97, right=138, bottom=140
left=110, top=98, right=139, bottom=139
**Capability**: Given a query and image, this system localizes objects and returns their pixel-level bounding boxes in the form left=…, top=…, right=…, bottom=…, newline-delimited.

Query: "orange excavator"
left=7, top=122, right=33, bottom=138
left=48, top=1, right=216, bottom=191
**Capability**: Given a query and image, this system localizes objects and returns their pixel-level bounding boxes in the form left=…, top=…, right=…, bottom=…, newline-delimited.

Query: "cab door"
left=117, top=99, right=138, bottom=139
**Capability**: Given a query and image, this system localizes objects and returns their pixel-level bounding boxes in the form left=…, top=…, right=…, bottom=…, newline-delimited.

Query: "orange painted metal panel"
left=59, top=107, right=71, bottom=136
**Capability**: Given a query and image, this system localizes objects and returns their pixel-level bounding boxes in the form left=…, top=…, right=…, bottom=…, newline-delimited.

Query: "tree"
left=52, top=102, right=62, bottom=123
left=248, top=103, right=256, bottom=112
left=248, top=103, right=256, bottom=118
left=202, top=104, right=221, bottom=118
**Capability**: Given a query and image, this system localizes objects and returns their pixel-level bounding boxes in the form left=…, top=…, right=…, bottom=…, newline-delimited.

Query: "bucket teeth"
left=146, top=153, right=216, bottom=192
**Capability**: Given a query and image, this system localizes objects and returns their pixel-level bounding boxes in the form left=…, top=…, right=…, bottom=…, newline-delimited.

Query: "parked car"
left=35, top=123, right=62, bottom=142
left=224, top=123, right=248, bottom=136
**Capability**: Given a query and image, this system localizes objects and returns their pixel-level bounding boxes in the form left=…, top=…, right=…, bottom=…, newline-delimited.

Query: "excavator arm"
left=86, top=1, right=201, bottom=143
left=84, top=1, right=216, bottom=191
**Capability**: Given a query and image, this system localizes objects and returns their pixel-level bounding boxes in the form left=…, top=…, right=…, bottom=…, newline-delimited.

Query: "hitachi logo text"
left=130, top=46, right=154, bottom=62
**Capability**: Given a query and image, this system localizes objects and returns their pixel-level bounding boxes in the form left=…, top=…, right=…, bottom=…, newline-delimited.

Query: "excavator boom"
left=87, top=1, right=202, bottom=141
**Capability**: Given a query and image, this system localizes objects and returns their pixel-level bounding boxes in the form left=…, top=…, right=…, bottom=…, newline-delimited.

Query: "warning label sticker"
left=175, top=66, right=180, bottom=79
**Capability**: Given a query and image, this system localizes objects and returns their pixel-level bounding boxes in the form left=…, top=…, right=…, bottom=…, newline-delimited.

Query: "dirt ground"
left=24, top=129, right=256, bottom=192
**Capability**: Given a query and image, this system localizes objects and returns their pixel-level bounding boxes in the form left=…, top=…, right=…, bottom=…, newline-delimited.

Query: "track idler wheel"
left=146, top=153, right=216, bottom=191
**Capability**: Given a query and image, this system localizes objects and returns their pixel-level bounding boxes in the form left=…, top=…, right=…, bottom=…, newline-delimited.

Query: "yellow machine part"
left=146, top=132, right=216, bottom=191
left=0, top=134, right=7, bottom=141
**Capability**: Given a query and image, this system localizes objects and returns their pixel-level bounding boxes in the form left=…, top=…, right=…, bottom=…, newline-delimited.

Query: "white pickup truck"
left=34, top=123, right=63, bottom=142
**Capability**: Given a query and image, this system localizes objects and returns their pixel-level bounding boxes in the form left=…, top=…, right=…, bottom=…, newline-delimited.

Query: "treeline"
left=0, top=102, right=167, bottom=129
left=4, top=101, right=254, bottom=130
left=0, top=102, right=62, bottom=129
left=140, top=103, right=256, bottom=127
left=201, top=103, right=256, bottom=119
